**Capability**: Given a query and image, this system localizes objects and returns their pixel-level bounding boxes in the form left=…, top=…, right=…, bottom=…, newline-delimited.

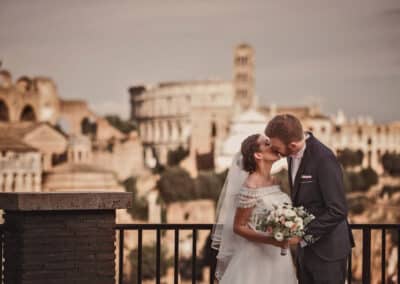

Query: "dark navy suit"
left=288, top=133, right=355, bottom=283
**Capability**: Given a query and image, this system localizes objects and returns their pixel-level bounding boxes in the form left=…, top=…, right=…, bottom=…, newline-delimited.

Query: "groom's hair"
left=265, top=114, right=304, bottom=145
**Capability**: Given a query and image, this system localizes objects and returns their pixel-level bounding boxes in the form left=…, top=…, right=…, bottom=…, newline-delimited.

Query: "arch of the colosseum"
left=139, top=123, right=146, bottom=142
left=149, top=121, right=155, bottom=142
left=159, top=121, right=164, bottom=143
left=152, top=121, right=158, bottom=142
left=169, top=120, right=178, bottom=142
left=0, top=92, right=21, bottom=121
left=163, top=120, right=169, bottom=142
left=20, top=105, right=37, bottom=121
left=143, top=122, right=149, bottom=142
left=177, top=121, right=183, bottom=141
left=141, top=118, right=189, bottom=149
left=0, top=99, right=10, bottom=121
left=81, top=117, right=91, bottom=134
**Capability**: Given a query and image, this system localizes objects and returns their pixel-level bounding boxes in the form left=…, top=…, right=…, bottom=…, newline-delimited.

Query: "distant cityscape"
left=0, top=44, right=399, bottom=283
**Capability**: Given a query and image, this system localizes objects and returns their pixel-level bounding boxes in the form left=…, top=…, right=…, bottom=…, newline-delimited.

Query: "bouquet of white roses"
left=252, top=203, right=315, bottom=255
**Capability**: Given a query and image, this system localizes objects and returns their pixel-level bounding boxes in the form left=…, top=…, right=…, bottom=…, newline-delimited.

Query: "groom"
left=265, top=114, right=354, bottom=284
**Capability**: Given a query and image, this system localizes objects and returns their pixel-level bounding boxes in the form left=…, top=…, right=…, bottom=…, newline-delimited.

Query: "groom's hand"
left=271, top=239, right=289, bottom=249
left=288, top=237, right=302, bottom=245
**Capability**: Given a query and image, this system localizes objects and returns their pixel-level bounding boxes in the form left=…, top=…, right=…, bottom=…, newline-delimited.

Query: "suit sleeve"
left=303, top=154, right=348, bottom=245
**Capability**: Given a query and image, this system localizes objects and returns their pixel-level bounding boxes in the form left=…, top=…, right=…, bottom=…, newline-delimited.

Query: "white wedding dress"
left=218, top=185, right=297, bottom=284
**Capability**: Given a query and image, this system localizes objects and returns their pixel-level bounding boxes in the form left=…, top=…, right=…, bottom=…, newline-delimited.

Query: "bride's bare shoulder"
left=243, top=175, right=258, bottom=190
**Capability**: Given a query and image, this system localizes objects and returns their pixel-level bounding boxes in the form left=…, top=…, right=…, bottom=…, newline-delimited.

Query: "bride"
left=211, top=134, right=298, bottom=283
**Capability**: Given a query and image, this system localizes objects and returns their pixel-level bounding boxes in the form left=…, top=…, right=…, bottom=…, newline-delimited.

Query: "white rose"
left=274, top=232, right=284, bottom=241
left=284, top=209, right=296, bottom=218
left=294, top=217, right=303, bottom=225
left=298, top=210, right=306, bottom=216
left=284, top=221, right=294, bottom=228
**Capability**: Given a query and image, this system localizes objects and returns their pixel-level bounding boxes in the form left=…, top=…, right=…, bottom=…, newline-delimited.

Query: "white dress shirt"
left=290, top=140, right=307, bottom=185
left=290, top=133, right=310, bottom=247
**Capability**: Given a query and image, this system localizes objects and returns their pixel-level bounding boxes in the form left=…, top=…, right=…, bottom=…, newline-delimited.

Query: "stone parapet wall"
left=0, top=192, right=131, bottom=284
left=4, top=210, right=115, bottom=284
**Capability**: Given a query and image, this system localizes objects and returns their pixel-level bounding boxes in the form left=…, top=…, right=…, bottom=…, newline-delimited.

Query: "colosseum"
left=129, top=43, right=400, bottom=175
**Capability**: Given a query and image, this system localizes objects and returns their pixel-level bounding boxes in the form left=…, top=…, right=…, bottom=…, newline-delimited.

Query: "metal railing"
left=348, top=224, right=400, bottom=284
left=115, top=224, right=214, bottom=284
left=0, top=224, right=4, bottom=284
left=115, top=223, right=400, bottom=284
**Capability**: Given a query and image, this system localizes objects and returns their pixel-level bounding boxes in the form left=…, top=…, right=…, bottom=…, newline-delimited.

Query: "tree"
left=382, top=153, right=400, bottom=176
left=127, top=243, right=171, bottom=283
left=348, top=171, right=365, bottom=191
left=360, top=167, right=378, bottom=191
left=195, top=171, right=224, bottom=203
left=157, top=167, right=196, bottom=204
left=105, top=115, right=137, bottom=134
left=122, top=177, right=148, bottom=220
left=179, top=232, right=205, bottom=281
left=347, top=195, right=371, bottom=215
left=381, top=185, right=400, bottom=197
left=337, top=149, right=364, bottom=168
left=167, top=146, right=189, bottom=166
left=81, top=117, right=97, bottom=137
left=343, top=167, right=379, bottom=192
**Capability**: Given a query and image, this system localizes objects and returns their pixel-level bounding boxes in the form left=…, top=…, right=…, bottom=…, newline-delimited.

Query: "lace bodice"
left=215, top=185, right=297, bottom=284
left=237, top=185, right=291, bottom=228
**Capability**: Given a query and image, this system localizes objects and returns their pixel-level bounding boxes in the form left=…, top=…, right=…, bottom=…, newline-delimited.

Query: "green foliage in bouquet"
left=253, top=203, right=315, bottom=241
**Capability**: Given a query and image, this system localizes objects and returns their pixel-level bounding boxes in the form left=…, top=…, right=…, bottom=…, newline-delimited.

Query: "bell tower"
left=233, top=43, right=255, bottom=113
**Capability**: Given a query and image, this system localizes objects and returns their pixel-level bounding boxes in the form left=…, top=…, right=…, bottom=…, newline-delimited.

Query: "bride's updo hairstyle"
left=240, top=134, right=261, bottom=173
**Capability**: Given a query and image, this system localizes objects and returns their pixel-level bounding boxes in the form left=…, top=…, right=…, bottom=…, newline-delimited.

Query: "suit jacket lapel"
left=292, top=136, right=312, bottom=202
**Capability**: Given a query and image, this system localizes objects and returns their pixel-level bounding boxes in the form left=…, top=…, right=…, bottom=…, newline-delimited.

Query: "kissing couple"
left=211, top=114, right=355, bottom=284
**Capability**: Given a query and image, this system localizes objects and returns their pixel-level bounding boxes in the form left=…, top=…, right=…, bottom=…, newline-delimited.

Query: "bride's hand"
left=270, top=239, right=289, bottom=249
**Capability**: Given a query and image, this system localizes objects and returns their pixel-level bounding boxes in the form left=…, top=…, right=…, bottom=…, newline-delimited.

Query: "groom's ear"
left=288, top=142, right=297, bottom=151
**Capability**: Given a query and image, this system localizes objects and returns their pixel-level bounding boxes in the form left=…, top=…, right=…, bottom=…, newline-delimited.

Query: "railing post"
left=398, top=226, right=400, bottom=284
left=156, top=228, right=161, bottom=284
left=362, top=227, right=371, bottom=284
left=0, top=192, right=131, bottom=284
left=174, top=229, right=179, bottom=284
left=137, top=229, right=143, bottom=284
left=381, top=229, right=386, bottom=284
left=192, top=229, right=197, bottom=284
left=0, top=228, right=3, bottom=284
left=118, top=229, right=125, bottom=284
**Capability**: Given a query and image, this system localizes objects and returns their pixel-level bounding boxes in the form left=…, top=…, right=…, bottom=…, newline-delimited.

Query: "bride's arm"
left=233, top=207, right=287, bottom=248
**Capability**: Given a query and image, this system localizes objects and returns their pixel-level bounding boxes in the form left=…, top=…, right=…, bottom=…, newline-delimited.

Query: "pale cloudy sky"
left=1, top=0, right=400, bottom=122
